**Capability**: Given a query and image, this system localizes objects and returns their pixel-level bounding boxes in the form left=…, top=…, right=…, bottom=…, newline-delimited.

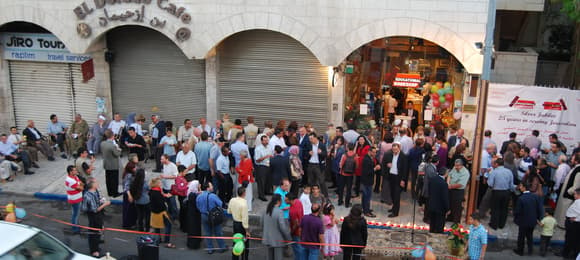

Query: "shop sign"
left=81, top=59, right=95, bottom=82
left=393, top=73, right=421, bottom=88
left=2, top=33, right=92, bottom=63
left=73, top=0, right=192, bottom=42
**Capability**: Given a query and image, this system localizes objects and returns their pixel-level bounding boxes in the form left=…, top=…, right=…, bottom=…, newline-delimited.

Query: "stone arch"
left=0, top=6, right=73, bottom=51
left=197, top=12, right=325, bottom=63
left=331, top=17, right=484, bottom=74
left=83, top=21, right=201, bottom=58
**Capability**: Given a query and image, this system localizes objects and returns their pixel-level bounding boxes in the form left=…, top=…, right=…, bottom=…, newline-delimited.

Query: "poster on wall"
left=485, top=83, right=579, bottom=152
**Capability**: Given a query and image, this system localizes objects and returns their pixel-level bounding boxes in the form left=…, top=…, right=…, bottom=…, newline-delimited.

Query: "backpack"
left=206, top=193, right=224, bottom=227
left=342, top=154, right=356, bottom=174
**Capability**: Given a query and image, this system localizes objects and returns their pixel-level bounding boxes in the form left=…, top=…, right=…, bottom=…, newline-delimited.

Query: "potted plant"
left=447, top=223, right=468, bottom=256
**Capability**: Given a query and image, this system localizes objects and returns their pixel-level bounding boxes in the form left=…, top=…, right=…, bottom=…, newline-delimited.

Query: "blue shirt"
left=196, top=191, right=223, bottom=214
left=0, top=141, right=18, bottom=156
left=210, top=144, right=221, bottom=171
left=159, top=135, right=177, bottom=156
left=487, top=166, right=514, bottom=191
left=194, top=141, right=213, bottom=171
left=230, top=141, right=249, bottom=166
left=135, top=183, right=150, bottom=205
left=274, top=186, right=289, bottom=219
left=216, top=154, right=230, bottom=174
left=47, top=121, right=67, bottom=135
left=468, top=224, right=488, bottom=260
left=480, top=151, right=492, bottom=173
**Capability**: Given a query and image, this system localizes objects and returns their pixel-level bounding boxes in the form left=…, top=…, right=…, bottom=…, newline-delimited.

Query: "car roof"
left=0, top=221, right=40, bottom=255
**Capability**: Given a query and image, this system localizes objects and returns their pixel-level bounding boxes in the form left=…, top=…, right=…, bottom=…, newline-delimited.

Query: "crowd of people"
left=1, top=111, right=580, bottom=259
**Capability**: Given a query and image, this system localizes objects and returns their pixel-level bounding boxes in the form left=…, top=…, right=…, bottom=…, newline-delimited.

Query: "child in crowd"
left=322, top=204, right=341, bottom=259
left=539, top=208, right=556, bottom=257
left=309, top=184, right=327, bottom=207
left=159, top=128, right=177, bottom=162
left=300, top=185, right=312, bottom=215
left=466, top=212, right=487, bottom=260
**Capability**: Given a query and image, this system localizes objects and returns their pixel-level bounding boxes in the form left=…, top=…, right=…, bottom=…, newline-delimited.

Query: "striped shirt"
left=65, top=175, right=83, bottom=204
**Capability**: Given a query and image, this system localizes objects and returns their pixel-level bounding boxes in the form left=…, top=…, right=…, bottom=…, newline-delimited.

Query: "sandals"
left=165, top=243, right=176, bottom=248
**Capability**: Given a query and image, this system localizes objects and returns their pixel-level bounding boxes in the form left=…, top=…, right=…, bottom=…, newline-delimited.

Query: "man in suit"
left=448, top=128, right=468, bottom=149
left=428, top=167, right=449, bottom=233
left=381, top=142, right=409, bottom=217
left=298, top=126, right=311, bottom=185
left=304, top=133, right=328, bottom=197
left=404, top=101, right=419, bottom=131
left=513, top=182, right=543, bottom=256
left=151, top=115, right=166, bottom=172
left=361, top=146, right=380, bottom=218
left=22, top=120, right=55, bottom=161
left=500, top=132, right=518, bottom=155
left=100, top=129, right=122, bottom=197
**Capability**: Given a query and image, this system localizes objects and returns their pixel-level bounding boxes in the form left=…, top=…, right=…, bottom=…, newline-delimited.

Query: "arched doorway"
left=0, top=22, right=96, bottom=131
left=107, top=26, right=206, bottom=127
left=341, top=36, right=466, bottom=133
left=217, top=30, right=329, bottom=133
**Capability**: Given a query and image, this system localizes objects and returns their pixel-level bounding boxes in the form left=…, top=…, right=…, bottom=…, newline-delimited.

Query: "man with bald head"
left=23, top=120, right=55, bottom=161
left=197, top=118, right=212, bottom=135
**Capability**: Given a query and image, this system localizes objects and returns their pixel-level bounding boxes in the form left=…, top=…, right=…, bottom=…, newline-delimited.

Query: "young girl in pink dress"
left=322, top=204, right=342, bottom=259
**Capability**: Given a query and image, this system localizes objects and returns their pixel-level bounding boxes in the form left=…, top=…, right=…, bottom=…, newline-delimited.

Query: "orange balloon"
left=424, top=248, right=436, bottom=260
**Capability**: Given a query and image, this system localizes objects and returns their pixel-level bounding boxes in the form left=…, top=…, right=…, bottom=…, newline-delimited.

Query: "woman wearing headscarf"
left=340, top=204, right=368, bottom=260
left=288, top=145, right=304, bottom=197
left=262, top=194, right=291, bottom=260
left=186, top=180, right=202, bottom=249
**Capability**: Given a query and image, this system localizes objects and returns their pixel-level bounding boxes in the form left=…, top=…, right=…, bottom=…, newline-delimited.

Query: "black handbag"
left=206, top=193, right=224, bottom=227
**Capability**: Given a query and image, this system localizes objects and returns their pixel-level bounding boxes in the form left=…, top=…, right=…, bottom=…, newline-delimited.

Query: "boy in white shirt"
left=299, top=185, right=312, bottom=215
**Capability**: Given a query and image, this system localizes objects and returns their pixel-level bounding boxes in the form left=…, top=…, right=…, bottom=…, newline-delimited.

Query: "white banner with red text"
left=485, top=83, right=579, bottom=152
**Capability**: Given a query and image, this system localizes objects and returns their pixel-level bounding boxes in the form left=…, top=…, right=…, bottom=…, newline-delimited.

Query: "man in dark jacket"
left=408, top=139, right=425, bottom=199
left=513, top=183, right=544, bottom=256
left=304, top=133, right=328, bottom=197
left=428, top=167, right=449, bottom=233
left=381, top=143, right=409, bottom=217
left=361, top=146, right=380, bottom=218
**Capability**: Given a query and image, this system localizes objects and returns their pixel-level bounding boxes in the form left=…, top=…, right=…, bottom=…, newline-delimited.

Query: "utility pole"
left=466, top=0, right=496, bottom=223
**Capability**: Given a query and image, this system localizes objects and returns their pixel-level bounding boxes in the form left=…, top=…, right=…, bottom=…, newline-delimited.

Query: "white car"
left=0, top=221, right=94, bottom=260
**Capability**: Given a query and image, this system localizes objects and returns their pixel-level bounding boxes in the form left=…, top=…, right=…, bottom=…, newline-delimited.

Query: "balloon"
left=5, top=203, right=15, bottom=213
left=443, top=101, right=451, bottom=108
left=232, top=241, right=245, bottom=256
left=444, top=82, right=451, bottom=88
left=439, top=96, right=446, bottom=103
left=430, top=85, right=440, bottom=94
left=15, top=208, right=26, bottom=219
left=437, top=89, right=445, bottom=96
left=433, top=100, right=441, bottom=107
left=432, top=93, right=439, bottom=99
left=233, top=233, right=244, bottom=243
left=436, top=81, right=443, bottom=88
left=445, top=93, right=453, bottom=101
left=446, top=88, right=454, bottom=94
left=453, top=111, right=462, bottom=120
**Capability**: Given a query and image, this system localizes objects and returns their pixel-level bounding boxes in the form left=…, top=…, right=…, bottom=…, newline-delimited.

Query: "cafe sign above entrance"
left=73, top=0, right=191, bottom=42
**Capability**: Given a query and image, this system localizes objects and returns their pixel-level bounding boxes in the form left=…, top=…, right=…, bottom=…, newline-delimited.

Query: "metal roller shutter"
left=71, top=64, right=97, bottom=126
left=108, top=27, right=206, bottom=126
left=9, top=61, right=74, bottom=131
left=218, top=30, right=329, bottom=131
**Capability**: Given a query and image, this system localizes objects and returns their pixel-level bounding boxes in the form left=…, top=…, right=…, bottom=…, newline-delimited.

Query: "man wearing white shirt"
left=176, top=143, right=197, bottom=175
left=268, top=128, right=286, bottom=152
left=178, top=119, right=194, bottom=144
left=398, top=129, right=414, bottom=155
left=255, top=135, right=272, bottom=201
left=343, top=126, right=359, bottom=144
left=197, top=117, right=212, bottom=135
left=305, top=133, right=328, bottom=197
left=160, top=154, right=178, bottom=219
left=561, top=188, right=580, bottom=258
left=107, top=113, right=126, bottom=137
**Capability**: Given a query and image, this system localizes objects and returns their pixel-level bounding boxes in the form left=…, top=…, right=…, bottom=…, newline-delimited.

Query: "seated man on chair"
left=69, top=114, right=89, bottom=158
left=23, top=120, right=55, bottom=161
left=47, top=114, right=68, bottom=159
left=0, top=134, right=34, bottom=175
left=8, top=126, right=39, bottom=168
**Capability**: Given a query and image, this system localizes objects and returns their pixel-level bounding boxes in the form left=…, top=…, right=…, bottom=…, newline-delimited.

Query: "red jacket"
left=236, top=158, right=254, bottom=184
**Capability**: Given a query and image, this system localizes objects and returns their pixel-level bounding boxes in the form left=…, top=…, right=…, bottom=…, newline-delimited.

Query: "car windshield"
left=0, top=232, right=72, bottom=260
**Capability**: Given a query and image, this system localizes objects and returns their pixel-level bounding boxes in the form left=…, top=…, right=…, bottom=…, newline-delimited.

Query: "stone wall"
left=491, top=48, right=538, bottom=85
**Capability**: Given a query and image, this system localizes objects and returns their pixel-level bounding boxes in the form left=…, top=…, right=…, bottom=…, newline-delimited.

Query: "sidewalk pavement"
left=0, top=154, right=566, bottom=246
